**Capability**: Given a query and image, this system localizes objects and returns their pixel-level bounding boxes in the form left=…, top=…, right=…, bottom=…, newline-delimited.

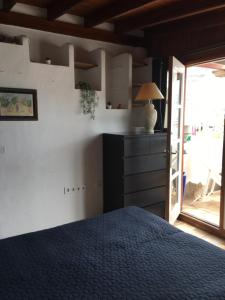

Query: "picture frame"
left=0, top=88, right=38, bottom=121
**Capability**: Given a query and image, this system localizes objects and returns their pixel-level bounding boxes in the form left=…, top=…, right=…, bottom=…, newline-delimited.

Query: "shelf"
left=132, top=101, right=145, bottom=107
left=133, top=83, right=142, bottom=88
left=30, top=61, right=70, bottom=69
left=133, top=61, right=148, bottom=68
left=74, top=49, right=103, bottom=91
left=75, top=62, right=98, bottom=70
left=75, top=87, right=101, bottom=92
left=28, top=43, right=74, bottom=68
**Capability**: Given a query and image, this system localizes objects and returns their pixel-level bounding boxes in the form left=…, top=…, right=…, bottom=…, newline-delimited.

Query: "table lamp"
left=135, top=82, right=164, bottom=134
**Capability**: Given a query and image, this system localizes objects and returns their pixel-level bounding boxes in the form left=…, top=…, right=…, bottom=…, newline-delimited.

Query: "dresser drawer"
left=124, top=153, right=166, bottom=175
left=150, top=135, right=167, bottom=153
left=124, top=171, right=167, bottom=193
left=124, top=135, right=167, bottom=157
left=124, top=186, right=166, bottom=207
left=144, top=202, right=165, bottom=218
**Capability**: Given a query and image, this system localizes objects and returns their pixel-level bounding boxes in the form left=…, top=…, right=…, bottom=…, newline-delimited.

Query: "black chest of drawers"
left=103, top=133, right=168, bottom=218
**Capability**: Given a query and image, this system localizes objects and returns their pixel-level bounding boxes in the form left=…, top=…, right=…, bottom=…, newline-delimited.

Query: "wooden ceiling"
left=1, top=0, right=225, bottom=48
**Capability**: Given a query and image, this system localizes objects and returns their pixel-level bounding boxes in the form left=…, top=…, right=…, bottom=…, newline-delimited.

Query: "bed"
left=1, top=206, right=225, bottom=299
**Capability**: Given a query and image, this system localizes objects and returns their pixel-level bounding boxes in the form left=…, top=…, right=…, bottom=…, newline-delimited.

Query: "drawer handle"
left=164, top=149, right=177, bottom=155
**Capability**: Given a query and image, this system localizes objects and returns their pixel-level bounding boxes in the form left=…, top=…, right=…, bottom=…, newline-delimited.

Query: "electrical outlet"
left=64, top=186, right=85, bottom=194
left=0, top=145, right=5, bottom=154
left=64, top=187, right=70, bottom=194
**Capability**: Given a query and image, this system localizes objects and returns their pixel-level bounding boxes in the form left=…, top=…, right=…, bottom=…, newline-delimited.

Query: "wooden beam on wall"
left=84, top=0, right=158, bottom=28
left=3, top=0, right=16, bottom=11
left=47, top=0, right=83, bottom=20
left=0, top=11, right=144, bottom=47
left=115, top=0, right=225, bottom=33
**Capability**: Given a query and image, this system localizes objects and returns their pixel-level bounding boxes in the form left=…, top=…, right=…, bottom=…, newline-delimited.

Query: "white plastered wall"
left=0, top=23, right=148, bottom=239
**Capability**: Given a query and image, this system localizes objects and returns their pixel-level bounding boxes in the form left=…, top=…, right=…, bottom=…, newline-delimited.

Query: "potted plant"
left=76, top=81, right=99, bottom=120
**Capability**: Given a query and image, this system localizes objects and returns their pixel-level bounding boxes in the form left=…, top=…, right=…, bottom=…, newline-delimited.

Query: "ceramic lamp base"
left=145, top=102, right=157, bottom=134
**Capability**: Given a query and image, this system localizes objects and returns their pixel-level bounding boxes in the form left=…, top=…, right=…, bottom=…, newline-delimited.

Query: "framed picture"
left=0, top=88, right=38, bottom=121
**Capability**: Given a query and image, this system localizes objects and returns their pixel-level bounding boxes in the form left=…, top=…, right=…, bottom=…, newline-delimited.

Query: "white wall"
left=0, top=24, right=147, bottom=239
left=107, top=53, right=132, bottom=109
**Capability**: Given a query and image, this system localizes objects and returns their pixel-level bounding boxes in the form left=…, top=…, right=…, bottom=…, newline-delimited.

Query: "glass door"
left=166, top=57, right=185, bottom=224
left=182, top=63, right=225, bottom=227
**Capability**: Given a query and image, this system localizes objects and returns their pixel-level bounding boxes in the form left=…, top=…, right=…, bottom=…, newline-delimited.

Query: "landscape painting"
left=0, top=88, right=38, bottom=120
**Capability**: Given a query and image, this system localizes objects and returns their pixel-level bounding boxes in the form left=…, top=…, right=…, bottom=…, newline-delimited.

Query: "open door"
left=166, top=57, right=186, bottom=224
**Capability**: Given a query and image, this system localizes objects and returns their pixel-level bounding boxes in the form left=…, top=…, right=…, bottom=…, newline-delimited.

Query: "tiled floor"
left=175, top=220, right=225, bottom=250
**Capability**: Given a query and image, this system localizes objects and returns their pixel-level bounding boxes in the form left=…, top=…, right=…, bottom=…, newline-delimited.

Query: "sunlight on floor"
left=182, top=191, right=220, bottom=226
left=175, top=220, right=225, bottom=250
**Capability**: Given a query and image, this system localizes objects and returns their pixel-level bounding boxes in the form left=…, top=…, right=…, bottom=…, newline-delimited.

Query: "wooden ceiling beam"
left=47, top=0, right=83, bottom=20
left=146, top=7, right=225, bottom=36
left=115, top=0, right=225, bottom=33
left=180, top=44, right=225, bottom=66
left=145, top=20, right=225, bottom=64
left=84, top=0, right=158, bottom=28
left=199, top=62, right=225, bottom=70
left=0, top=11, right=144, bottom=47
left=3, top=0, right=17, bottom=11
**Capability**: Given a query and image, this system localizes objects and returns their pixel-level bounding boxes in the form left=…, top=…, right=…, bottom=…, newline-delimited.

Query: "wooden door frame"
left=219, top=121, right=225, bottom=231
left=180, top=57, right=225, bottom=237
left=165, top=57, right=173, bottom=222
left=165, top=57, right=185, bottom=223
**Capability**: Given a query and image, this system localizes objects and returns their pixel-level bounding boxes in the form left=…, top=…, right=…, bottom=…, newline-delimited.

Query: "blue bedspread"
left=1, top=206, right=225, bottom=299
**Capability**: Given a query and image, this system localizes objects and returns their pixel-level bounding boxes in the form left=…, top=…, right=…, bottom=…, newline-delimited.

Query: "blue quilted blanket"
left=1, top=206, right=225, bottom=299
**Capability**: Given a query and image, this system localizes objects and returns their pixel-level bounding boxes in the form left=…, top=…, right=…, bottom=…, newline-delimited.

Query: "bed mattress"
left=1, top=206, right=225, bottom=299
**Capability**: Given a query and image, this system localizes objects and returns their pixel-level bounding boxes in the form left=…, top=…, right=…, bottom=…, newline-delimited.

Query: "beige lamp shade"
left=135, top=82, right=164, bottom=101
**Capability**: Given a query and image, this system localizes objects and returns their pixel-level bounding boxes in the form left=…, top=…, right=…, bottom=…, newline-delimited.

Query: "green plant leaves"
left=77, top=81, right=99, bottom=120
